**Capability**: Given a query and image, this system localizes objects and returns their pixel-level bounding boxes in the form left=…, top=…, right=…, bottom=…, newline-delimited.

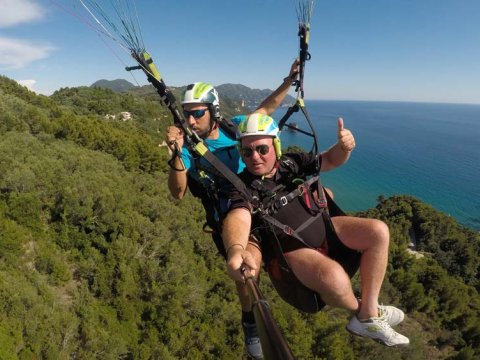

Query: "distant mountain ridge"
left=91, top=79, right=136, bottom=93
left=91, top=79, right=295, bottom=109
left=216, top=83, right=296, bottom=109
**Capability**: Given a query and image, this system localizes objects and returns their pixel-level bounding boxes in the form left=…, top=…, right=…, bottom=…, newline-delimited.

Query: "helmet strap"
left=206, top=104, right=220, bottom=137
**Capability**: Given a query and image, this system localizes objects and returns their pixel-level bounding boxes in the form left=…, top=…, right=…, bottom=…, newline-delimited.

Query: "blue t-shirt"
left=180, top=117, right=246, bottom=222
left=180, top=117, right=246, bottom=185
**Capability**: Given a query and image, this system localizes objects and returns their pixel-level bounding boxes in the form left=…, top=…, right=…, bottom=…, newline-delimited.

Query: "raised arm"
left=222, top=207, right=257, bottom=281
left=166, top=126, right=188, bottom=199
left=255, top=59, right=299, bottom=116
left=321, top=117, right=356, bottom=172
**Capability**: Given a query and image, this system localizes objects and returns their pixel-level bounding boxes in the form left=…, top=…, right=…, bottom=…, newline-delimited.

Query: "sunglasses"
left=183, top=108, right=209, bottom=119
left=241, top=144, right=270, bottom=158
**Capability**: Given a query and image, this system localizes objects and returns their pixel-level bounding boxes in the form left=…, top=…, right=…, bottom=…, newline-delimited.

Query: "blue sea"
left=272, top=100, right=480, bottom=231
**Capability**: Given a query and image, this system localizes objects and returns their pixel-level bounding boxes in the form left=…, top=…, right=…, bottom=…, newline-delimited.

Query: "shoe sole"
left=346, top=327, right=410, bottom=347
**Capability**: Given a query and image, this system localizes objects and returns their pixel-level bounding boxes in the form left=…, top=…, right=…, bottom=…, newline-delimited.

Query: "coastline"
left=274, top=100, right=480, bottom=231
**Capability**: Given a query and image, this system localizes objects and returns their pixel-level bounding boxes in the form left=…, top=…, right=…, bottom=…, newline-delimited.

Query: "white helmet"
left=181, top=82, right=218, bottom=105
left=182, top=82, right=220, bottom=120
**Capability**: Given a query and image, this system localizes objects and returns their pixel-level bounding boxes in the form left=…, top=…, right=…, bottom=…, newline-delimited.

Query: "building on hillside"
left=120, top=112, right=132, bottom=121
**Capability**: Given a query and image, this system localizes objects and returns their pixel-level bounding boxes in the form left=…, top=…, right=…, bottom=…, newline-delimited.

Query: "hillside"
left=91, top=79, right=136, bottom=93
left=0, top=75, right=479, bottom=359
left=216, top=83, right=296, bottom=109
left=91, top=79, right=294, bottom=116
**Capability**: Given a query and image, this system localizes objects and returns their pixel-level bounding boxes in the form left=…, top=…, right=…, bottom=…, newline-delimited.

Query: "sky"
left=1, top=0, right=480, bottom=104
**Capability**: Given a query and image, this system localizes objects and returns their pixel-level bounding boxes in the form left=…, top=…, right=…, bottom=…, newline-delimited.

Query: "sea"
left=272, top=100, right=480, bottom=231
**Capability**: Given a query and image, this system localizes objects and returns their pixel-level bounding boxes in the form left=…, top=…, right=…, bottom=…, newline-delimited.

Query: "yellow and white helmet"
left=237, top=113, right=280, bottom=139
left=237, top=113, right=282, bottom=159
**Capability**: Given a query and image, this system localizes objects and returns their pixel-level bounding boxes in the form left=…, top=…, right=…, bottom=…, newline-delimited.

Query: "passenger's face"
left=240, top=136, right=277, bottom=177
left=183, top=103, right=211, bottom=138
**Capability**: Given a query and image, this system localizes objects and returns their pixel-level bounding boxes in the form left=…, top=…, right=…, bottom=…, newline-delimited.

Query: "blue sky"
left=1, top=0, right=480, bottom=104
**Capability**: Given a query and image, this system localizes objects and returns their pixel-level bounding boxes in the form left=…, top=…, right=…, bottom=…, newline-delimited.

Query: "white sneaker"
left=379, top=305, right=404, bottom=327
left=346, top=315, right=410, bottom=347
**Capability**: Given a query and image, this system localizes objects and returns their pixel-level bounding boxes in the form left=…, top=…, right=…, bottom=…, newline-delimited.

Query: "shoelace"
left=378, top=303, right=396, bottom=321
left=370, top=318, right=397, bottom=340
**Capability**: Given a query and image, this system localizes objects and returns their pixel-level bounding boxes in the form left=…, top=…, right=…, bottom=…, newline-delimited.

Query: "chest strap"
left=272, top=175, right=326, bottom=212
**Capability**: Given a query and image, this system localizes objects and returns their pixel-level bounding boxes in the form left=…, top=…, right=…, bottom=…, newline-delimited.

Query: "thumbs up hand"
left=337, top=117, right=355, bottom=152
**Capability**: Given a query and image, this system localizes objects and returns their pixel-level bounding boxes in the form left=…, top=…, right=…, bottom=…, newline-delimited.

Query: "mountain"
left=127, top=84, right=248, bottom=120
left=216, top=83, right=296, bottom=109
left=91, top=79, right=295, bottom=112
left=91, top=79, right=136, bottom=93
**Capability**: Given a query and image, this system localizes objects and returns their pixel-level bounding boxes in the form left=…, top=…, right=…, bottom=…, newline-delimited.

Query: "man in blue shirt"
left=165, top=60, right=298, bottom=359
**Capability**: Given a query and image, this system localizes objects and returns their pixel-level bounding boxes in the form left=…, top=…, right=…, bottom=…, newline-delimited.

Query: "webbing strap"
left=297, top=102, right=318, bottom=155
left=277, top=101, right=318, bottom=155
left=197, top=144, right=252, bottom=200
left=316, top=176, right=328, bottom=210
left=295, top=24, right=311, bottom=99
left=292, top=213, right=319, bottom=234
left=273, top=175, right=321, bottom=210
left=261, top=213, right=315, bottom=250
left=194, top=145, right=237, bottom=181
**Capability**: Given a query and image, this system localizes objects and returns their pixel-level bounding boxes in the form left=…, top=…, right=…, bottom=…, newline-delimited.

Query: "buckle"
left=283, top=225, right=294, bottom=235
left=279, top=196, right=288, bottom=206
left=297, top=184, right=305, bottom=195
left=318, top=199, right=328, bottom=208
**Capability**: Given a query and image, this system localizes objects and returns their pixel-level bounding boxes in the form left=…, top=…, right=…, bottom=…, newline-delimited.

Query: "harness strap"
left=315, top=175, right=328, bottom=209
left=291, top=213, right=319, bottom=234
left=272, top=175, right=324, bottom=211
left=261, top=213, right=315, bottom=250
left=218, top=117, right=238, bottom=139
left=193, top=145, right=237, bottom=181
left=193, top=142, right=253, bottom=202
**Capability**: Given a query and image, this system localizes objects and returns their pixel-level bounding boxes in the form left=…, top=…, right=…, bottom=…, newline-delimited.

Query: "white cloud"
left=0, top=0, right=45, bottom=28
left=0, top=36, right=55, bottom=70
left=16, top=79, right=36, bottom=92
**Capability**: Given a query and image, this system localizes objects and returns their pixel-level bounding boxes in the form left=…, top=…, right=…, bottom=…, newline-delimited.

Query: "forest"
left=0, top=75, right=479, bottom=359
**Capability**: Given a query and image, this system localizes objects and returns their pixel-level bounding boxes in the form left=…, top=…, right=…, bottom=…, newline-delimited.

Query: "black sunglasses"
left=241, top=144, right=270, bottom=158
left=183, top=108, right=209, bottom=119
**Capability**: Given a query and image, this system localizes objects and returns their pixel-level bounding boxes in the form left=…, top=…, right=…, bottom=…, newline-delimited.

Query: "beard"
left=192, top=120, right=216, bottom=139
left=194, top=127, right=210, bottom=139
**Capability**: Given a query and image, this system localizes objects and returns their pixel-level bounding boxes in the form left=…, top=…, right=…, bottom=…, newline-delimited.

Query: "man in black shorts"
left=222, top=113, right=409, bottom=347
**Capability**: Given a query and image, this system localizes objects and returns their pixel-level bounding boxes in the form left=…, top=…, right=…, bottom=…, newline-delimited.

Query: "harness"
left=245, top=155, right=361, bottom=313
left=250, top=162, right=325, bottom=248
left=188, top=118, right=241, bottom=231
left=185, top=117, right=251, bottom=258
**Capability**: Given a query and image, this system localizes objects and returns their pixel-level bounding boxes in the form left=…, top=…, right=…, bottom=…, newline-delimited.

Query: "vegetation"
left=0, top=75, right=479, bottom=359
left=215, top=83, right=296, bottom=109
left=92, top=78, right=281, bottom=118
left=91, top=79, right=137, bottom=93
left=128, top=83, right=251, bottom=120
